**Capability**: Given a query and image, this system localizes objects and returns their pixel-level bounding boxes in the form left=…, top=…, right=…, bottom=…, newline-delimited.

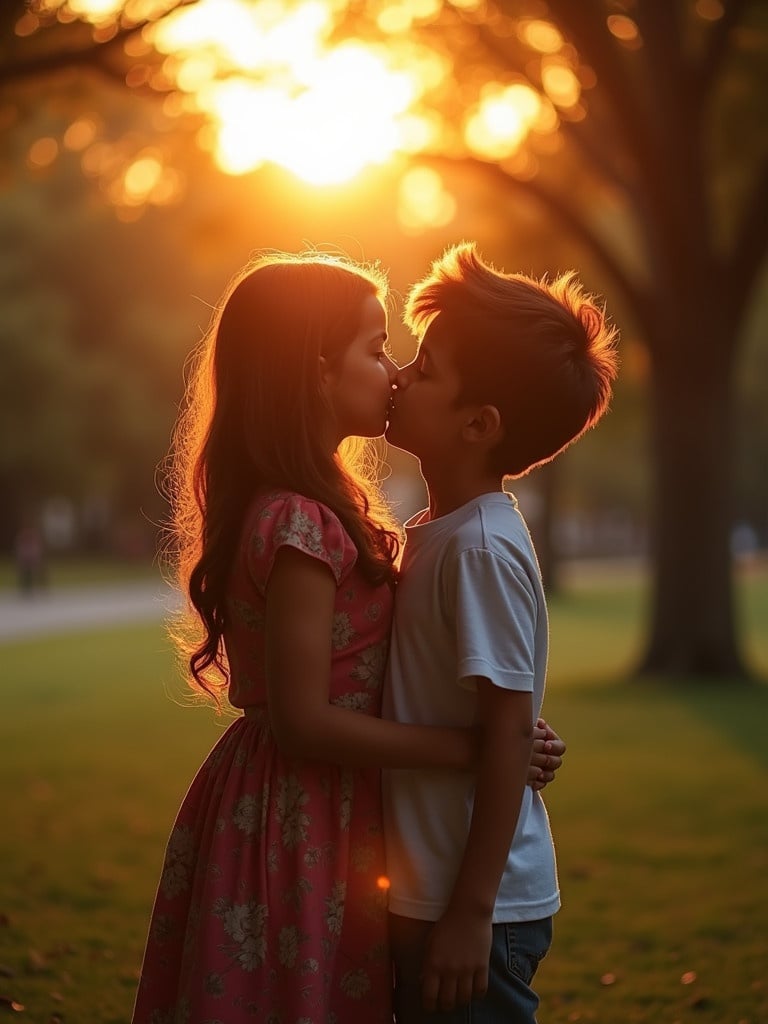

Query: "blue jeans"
left=389, top=913, right=553, bottom=1024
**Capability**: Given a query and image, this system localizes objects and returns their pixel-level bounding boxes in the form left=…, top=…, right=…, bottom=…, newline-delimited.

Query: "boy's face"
left=386, top=314, right=468, bottom=462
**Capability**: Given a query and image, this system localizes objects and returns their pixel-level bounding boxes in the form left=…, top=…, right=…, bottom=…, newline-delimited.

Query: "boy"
left=383, top=243, right=618, bottom=1022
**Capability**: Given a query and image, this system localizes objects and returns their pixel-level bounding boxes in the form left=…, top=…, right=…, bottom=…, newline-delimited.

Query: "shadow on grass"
left=638, top=675, right=768, bottom=770
left=559, top=671, right=768, bottom=771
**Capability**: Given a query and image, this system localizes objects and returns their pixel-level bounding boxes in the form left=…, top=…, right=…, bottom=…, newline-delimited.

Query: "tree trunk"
left=637, top=316, right=750, bottom=679
left=532, top=461, right=559, bottom=595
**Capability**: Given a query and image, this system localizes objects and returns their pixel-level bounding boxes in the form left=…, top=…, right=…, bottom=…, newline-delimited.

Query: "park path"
left=0, top=581, right=182, bottom=644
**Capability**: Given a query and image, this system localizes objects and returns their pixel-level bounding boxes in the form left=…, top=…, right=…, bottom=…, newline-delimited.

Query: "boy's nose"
left=383, top=354, right=399, bottom=383
left=395, top=362, right=414, bottom=390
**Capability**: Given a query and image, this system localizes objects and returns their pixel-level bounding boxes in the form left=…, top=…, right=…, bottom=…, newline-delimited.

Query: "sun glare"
left=148, top=0, right=420, bottom=183
left=189, top=43, right=416, bottom=184
left=41, top=0, right=560, bottom=194
left=37, top=0, right=124, bottom=18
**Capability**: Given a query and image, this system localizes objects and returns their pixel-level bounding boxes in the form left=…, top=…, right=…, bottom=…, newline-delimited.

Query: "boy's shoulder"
left=446, top=493, right=534, bottom=564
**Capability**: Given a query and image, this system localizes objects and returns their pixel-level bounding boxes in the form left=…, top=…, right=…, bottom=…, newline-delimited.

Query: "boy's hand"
left=528, top=718, right=566, bottom=791
left=421, top=908, right=493, bottom=1011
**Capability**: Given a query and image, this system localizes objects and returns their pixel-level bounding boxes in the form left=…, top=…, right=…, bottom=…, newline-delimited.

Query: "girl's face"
left=321, top=295, right=397, bottom=443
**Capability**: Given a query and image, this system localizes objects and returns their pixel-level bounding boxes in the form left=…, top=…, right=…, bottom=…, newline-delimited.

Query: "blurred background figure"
left=13, top=520, right=47, bottom=595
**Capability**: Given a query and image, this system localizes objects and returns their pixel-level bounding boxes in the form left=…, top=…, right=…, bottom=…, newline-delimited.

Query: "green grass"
left=0, top=556, right=159, bottom=591
left=1, top=568, right=766, bottom=1023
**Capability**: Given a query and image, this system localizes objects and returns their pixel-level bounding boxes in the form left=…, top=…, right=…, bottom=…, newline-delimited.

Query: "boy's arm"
left=421, top=678, right=533, bottom=1012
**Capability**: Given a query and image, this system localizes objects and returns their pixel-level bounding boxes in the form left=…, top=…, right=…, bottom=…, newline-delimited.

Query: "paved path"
left=0, top=581, right=182, bottom=643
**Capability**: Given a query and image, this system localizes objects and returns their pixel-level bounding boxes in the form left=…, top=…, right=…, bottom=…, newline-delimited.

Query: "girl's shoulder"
left=243, top=489, right=358, bottom=587
left=246, top=489, right=343, bottom=532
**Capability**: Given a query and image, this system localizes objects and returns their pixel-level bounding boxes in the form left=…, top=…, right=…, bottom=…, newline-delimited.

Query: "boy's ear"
left=462, top=404, right=503, bottom=445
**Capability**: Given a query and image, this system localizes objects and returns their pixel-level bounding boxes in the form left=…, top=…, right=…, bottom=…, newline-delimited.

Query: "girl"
left=132, top=252, right=563, bottom=1024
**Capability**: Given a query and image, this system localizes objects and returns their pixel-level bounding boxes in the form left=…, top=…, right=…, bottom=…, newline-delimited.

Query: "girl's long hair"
left=164, top=252, right=400, bottom=704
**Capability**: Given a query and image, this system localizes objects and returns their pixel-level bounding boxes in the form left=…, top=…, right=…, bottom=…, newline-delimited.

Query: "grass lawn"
left=1, top=566, right=766, bottom=1023
left=0, top=557, right=159, bottom=591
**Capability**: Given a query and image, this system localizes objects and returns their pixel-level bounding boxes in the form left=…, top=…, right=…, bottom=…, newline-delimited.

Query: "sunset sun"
left=32, top=0, right=558, bottom=204
left=150, top=0, right=420, bottom=184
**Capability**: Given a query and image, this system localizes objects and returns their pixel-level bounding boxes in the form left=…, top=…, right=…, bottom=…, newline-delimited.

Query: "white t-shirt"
left=382, top=491, right=561, bottom=923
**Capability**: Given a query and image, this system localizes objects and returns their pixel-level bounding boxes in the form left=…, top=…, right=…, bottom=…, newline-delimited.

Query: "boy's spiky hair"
left=405, top=243, right=619, bottom=477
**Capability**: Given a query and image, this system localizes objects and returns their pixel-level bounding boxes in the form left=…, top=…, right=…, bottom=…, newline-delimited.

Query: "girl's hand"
left=528, top=718, right=566, bottom=791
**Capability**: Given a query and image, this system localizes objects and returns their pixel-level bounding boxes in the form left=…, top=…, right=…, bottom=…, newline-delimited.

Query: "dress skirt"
left=132, top=711, right=391, bottom=1023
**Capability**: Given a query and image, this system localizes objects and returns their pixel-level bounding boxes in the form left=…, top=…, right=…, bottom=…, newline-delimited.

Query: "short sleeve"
left=453, top=547, right=538, bottom=693
left=245, top=493, right=358, bottom=593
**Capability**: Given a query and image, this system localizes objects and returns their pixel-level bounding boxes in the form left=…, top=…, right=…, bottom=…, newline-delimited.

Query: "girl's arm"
left=529, top=719, right=566, bottom=789
left=265, top=547, right=474, bottom=770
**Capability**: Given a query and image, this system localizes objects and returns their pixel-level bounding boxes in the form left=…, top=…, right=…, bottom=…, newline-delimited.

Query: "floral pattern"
left=132, top=492, right=394, bottom=1024
left=331, top=611, right=356, bottom=650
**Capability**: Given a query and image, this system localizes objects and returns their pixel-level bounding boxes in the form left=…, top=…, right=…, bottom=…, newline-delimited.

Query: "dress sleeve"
left=245, top=493, right=358, bottom=594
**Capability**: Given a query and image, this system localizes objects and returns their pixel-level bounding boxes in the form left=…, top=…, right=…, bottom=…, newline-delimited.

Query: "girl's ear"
left=462, top=404, right=502, bottom=445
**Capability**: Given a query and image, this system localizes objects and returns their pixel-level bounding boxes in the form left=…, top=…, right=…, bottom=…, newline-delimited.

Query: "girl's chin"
left=344, top=419, right=388, bottom=441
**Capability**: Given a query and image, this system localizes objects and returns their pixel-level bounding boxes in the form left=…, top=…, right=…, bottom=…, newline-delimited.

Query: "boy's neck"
left=422, top=464, right=503, bottom=521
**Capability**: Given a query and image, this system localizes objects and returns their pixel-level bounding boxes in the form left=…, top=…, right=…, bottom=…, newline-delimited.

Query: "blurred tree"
left=0, top=173, right=187, bottom=553
left=0, top=84, right=210, bottom=554
left=2, top=0, right=766, bottom=679
left=734, top=264, right=768, bottom=548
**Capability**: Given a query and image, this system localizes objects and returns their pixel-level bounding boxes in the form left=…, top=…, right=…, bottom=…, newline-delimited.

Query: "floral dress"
left=132, top=492, right=394, bottom=1024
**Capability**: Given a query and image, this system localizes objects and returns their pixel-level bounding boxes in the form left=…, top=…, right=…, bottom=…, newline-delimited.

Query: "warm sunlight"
left=465, top=83, right=542, bottom=160
left=30, top=0, right=574, bottom=198
left=398, top=166, right=456, bottom=233
left=149, top=0, right=420, bottom=184
left=196, top=45, right=416, bottom=184
left=37, top=0, right=124, bottom=17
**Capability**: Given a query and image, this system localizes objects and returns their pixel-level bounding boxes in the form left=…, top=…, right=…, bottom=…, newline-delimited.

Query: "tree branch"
left=634, top=0, right=686, bottom=124
left=542, top=0, right=657, bottom=181
left=559, top=117, right=677, bottom=286
left=558, top=117, right=637, bottom=204
left=0, top=26, right=143, bottom=89
left=696, top=0, right=750, bottom=106
left=0, top=1, right=198, bottom=90
left=545, top=0, right=708, bottom=287
left=422, top=152, right=657, bottom=341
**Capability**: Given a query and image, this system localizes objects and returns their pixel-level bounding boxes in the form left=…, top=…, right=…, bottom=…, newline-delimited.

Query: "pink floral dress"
left=132, top=492, right=394, bottom=1024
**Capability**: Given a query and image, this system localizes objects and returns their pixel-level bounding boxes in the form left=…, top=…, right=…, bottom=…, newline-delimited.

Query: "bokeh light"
left=398, top=166, right=456, bottom=233
left=28, top=137, right=59, bottom=169
left=21, top=0, right=590, bottom=198
left=465, top=83, right=542, bottom=159
left=606, top=15, right=642, bottom=49
left=518, top=20, right=563, bottom=54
